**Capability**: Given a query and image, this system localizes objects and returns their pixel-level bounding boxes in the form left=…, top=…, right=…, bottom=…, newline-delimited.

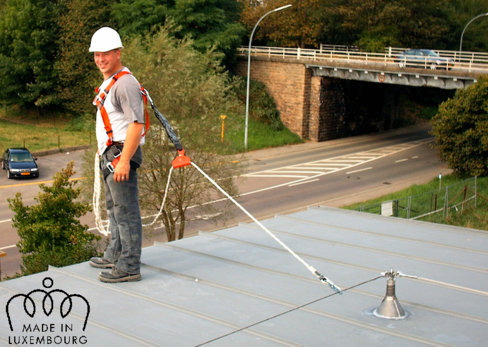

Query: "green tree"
left=111, top=0, right=173, bottom=38
left=432, top=77, right=488, bottom=176
left=8, top=162, right=100, bottom=275
left=239, top=0, right=324, bottom=47
left=55, top=0, right=113, bottom=116
left=126, top=28, right=244, bottom=240
left=112, top=0, right=245, bottom=65
left=171, top=0, right=245, bottom=61
left=334, top=0, right=453, bottom=50
left=448, top=0, right=488, bottom=52
left=0, top=0, right=60, bottom=108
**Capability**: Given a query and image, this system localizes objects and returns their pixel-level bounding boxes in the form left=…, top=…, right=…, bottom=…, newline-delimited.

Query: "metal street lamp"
left=244, top=4, right=292, bottom=150
left=459, top=12, right=488, bottom=55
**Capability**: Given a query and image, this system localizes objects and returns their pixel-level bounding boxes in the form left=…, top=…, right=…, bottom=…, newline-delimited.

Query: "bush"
left=8, top=162, right=100, bottom=275
left=431, top=76, right=488, bottom=176
left=234, top=77, right=284, bottom=131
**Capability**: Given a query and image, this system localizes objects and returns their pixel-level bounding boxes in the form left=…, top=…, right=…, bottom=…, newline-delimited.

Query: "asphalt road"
left=0, top=123, right=450, bottom=278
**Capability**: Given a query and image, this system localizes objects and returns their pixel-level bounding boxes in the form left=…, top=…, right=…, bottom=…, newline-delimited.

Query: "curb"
left=31, top=145, right=92, bottom=158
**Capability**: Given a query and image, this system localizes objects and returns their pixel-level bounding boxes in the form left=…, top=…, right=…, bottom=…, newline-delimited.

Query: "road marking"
left=0, top=219, right=12, bottom=224
left=345, top=167, right=373, bottom=175
left=246, top=174, right=307, bottom=178
left=395, top=159, right=408, bottom=163
left=0, top=244, right=16, bottom=250
left=88, top=140, right=430, bottom=234
left=245, top=138, right=431, bottom=180
left=0, top=176, right=85, bottom=189
left=288, top=178, right=320, bottom=187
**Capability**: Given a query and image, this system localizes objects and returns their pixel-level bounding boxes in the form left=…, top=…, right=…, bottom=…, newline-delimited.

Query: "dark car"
left=2, top=148, right=39, bottom=179
left=395, top=49, right=454, bottom=70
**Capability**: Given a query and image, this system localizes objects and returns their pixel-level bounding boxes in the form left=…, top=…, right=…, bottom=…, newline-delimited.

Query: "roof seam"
left=49, top=266, right=296, bottom=346
left=312, top=205, right=488, bottom=235
left=241, top=225, right=488, bottom=273
left=281, top=212, right=488, bottom=255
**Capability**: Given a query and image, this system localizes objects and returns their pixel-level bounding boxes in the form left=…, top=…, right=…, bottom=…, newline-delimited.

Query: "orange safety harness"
left=94, top=70, right=150, bottom=171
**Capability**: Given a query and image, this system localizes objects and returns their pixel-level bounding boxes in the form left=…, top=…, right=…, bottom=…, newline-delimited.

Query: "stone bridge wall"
left=235, top=57, right=311, bottom=138
left=235, top=56, right=349, bottom=141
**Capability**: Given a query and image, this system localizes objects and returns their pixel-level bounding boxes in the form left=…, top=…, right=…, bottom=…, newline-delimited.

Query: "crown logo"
left=6, top=277, right=90, bottom=331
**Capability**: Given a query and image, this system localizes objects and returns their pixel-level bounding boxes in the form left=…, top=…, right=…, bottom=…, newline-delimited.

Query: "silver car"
left=395, top=49, right=454, bottom=70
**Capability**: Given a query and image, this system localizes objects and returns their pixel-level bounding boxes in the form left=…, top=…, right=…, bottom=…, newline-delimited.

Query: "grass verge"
left=0, top=118, right=93, bottom=154
left=224, top=117, right=304, bottom=153
left=0, top=112, right=303, bottom=156
left=343, top=174, right=488, bottom=231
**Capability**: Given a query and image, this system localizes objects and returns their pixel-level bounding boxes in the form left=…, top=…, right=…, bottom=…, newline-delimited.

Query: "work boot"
left=98, top=268, right=141, bottom=283
left=89, top=257, right=114, bottom=269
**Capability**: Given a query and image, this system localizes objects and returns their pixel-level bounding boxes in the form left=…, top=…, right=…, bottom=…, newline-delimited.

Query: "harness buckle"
left=106, top=162, right=115, bottom=173
left=112, top=146, right=121, bottom=158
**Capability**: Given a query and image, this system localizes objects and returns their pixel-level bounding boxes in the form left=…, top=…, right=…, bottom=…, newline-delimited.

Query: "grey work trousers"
left=101, top=153, right=142, bottom=274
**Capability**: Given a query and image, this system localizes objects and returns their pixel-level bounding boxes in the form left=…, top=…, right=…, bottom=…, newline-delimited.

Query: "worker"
left=88, top=27, right=146, bottom=283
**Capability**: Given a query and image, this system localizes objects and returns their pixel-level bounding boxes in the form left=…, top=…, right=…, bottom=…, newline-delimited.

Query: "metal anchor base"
left=373, top=270, right=408, bottom=320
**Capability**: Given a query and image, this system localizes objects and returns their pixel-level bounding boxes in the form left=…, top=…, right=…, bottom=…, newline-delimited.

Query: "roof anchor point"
left=373, top=269, right=409, bottom=320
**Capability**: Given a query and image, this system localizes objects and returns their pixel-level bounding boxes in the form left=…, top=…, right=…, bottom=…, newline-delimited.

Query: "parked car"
left=2, top=148, right=39, bottom=179
left=395, top=49, right=454, bottom=70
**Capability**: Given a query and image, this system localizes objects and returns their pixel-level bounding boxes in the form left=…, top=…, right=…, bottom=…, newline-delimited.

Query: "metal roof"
left=1, top=206, right=487, bottom=346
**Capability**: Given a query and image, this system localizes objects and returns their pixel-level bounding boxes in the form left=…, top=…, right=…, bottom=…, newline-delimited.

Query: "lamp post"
left=244, top=4, right=292, bottom=150
left=459, top=12, right=488, bottom=56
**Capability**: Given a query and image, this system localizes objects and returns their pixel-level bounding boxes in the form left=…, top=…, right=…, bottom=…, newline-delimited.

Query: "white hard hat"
left=89, top=27, right=123, bottom=52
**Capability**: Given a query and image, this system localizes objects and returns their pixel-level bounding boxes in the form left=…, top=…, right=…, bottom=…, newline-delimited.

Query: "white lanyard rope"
left=92, top=153, right=175, bottom=236
left=190, top=162, right=341, bottom=293
left=92, top=154, right=340, bottom=292
left=93, top=154, right=109, bottom=236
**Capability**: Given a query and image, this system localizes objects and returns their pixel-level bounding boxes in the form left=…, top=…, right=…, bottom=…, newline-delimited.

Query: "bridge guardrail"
left=319, top=44, right=488, bottom=62
left=239, top=46, right=488, bottom=74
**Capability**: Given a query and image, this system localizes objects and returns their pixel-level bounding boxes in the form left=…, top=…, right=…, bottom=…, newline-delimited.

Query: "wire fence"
left=358, top=177, right=482, bottom=223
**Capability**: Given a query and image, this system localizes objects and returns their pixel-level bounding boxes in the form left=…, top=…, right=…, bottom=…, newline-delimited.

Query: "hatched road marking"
left=244, top=138, right=432, bottom=181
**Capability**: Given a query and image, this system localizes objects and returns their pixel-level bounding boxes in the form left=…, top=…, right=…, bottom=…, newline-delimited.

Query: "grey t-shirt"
left=111, top=72, right=145, bottom=125
left=97, top=69, right=145, bottom=165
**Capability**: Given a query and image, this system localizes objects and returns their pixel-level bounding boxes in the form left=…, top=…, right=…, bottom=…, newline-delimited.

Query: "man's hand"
left=113, top=159, right=131, bottom=182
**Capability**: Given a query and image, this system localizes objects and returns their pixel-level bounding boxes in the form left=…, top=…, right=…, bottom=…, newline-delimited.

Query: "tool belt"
left=101, top=143, right=140, bottom=179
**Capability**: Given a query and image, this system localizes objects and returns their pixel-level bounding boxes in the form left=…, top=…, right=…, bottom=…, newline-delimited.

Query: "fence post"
left=444, top=186, right=449, bottom=219
left=475, top=176, right=478, bottom=208
left=462, top=186, right=467, bottom=212
left=407, top=196, right=411, bottom=219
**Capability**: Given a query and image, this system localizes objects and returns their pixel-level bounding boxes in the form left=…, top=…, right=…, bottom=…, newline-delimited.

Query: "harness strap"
left=94, top=71, right=150, bottom=148
left=93, top=70, right=150, bottom=173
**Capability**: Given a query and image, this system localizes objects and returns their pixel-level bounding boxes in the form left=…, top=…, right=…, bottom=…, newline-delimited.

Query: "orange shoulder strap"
left=94, top=71, right=150, bottom=147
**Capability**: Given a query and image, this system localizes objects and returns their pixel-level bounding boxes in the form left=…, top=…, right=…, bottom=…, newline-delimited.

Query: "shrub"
left=234, top=77, right=284, bottom=131
left=8, top=162, right=100, bottom=275
left=431, top=76, right=488, bottom=176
